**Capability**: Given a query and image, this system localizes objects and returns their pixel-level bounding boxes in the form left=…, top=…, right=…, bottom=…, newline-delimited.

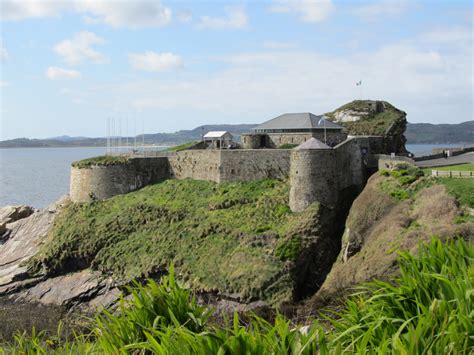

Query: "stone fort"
left=70, top=112, right=410, bottom=212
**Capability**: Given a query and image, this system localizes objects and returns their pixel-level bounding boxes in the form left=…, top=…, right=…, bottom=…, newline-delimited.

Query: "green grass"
left=30, top=178, right=321, bottom=304
left=4, top=238, right=472, bottom=354
left=430, top=163, right=474, bottom=171
left=71, top=155, right=130, bottom=168
left=437, top=178, right=474, bottom=208
left=166, top=141, right=198, bottom=152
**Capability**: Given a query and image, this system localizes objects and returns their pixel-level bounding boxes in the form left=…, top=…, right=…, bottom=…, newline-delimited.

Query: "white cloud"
left=177, top=10, right=192, bottom=24
left=129, top=51, right=182, bottom=72
left=114, top=35, right=471, bottom=127
left=270, top=0, right=334, bottom=23
left=54, top=31, right=108, bottom=65
left=1, top=44, right=7, bottom=61
left=0, top=0, right=69, bottom=21
left=420, top=27, right=473, bottom=44
left=0, top=80, right=10, bottom=87
left=1, top=0, right=172, bottom=28
left=198, top=6, right=248, bottom=29
left=354, top=0, right=408, bottom=19
left=46, top=66, right=81, bottom=80
left=77, top=1, right=171, bottom=28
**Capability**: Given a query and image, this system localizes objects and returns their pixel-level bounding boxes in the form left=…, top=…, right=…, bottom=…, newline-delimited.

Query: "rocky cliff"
left=326, top=100, right=409, bottom=154
left=310, top=166, right=473, bottom=307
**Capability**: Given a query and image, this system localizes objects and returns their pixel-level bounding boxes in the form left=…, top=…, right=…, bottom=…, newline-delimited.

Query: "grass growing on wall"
left=5, top=238, right=473, bottom=354
left=71, top=155, right=130, bottom=168
left=30, top=179, right=319, bottom=304
left=166, top=141, right=199, bottom=152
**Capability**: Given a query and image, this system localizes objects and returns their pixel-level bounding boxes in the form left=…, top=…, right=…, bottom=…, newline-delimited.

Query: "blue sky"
left=0, top=0, right=472, bottom=140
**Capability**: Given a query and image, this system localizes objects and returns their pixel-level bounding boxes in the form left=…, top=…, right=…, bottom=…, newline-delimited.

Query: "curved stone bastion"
left=70, top=157, right=170, bottom=203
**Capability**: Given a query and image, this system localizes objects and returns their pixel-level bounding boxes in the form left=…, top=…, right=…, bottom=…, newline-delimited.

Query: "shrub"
left=397, top=175, right=417, bottom=185
left=379, top=169, right=390, bottom=177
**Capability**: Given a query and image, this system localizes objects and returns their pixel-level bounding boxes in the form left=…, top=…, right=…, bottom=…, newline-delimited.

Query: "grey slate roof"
left=295, top=137, right=332, bottom=150
left=254, top=113, right=343, bottom=131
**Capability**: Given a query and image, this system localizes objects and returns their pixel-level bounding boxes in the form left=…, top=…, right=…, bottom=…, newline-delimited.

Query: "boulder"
left=0, top=205, right=35, bottom=237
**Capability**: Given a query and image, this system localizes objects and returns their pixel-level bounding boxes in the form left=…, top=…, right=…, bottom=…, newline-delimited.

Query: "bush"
left=397, top=175, right=417, bottom=185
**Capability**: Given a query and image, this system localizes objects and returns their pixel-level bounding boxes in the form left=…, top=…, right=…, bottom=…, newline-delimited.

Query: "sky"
left=0, top=0, right=473, bottom=140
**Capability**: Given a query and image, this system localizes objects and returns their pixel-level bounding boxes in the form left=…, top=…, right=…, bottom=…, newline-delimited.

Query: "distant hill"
left=405, top=121, right=474, bottom=144
left=1, top=121, right=472, bottom=148
left=0, top=124, right=257, bottom=148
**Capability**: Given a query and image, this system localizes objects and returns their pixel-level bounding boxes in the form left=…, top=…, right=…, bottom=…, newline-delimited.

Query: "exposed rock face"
left=0, top=196, right=125, bottom=311
left=327, top=100, right=409, bottom=154
left=0, top=200, right=63, bottom=294
left=0, top=205, right=35, bottom=237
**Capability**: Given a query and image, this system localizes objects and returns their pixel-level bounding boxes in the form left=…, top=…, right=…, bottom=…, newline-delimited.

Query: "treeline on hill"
left=0, top=124, right=256, bottom=148
left=405, top=121, right=474, bottom=144
left=1, top=238, right=472, bottom=354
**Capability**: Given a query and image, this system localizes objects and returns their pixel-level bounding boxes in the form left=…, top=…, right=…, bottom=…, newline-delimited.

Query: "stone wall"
left=377, top=155, right=415, bottom=170
left=219, top=150, right=291, bottom=182
left=241, top=133, right=263, bottom=149
left=168, top=150, right=221, bottom=182
left=169, top=149, right=291, bottom=182
left=289, top=149, right=338, bottom=211
left=242, top=131, right=347, bottom=149
left=70, top=157, right=170, bottom=202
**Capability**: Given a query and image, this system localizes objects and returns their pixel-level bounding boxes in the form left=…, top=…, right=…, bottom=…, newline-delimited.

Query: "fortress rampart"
left=70, top=157, right=169, bottom=203
left=70, top=136, right=409, bottom=212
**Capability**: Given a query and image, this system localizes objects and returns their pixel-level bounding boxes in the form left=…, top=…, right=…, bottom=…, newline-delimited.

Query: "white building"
left=203, top=131, right=233, bottom=149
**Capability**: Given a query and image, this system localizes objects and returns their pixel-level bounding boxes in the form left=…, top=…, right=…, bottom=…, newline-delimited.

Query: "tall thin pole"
left=134, top=117, right=137, bottom=153
left=126, top=117, right=129, bottom=154
left=142, top=118, right=145, bottom=156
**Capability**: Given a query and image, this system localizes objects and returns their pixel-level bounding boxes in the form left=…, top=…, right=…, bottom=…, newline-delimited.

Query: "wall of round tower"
left=289, top=149, right=338, bottom=212
left=70, top=157, right=170, bottom=203
left=241, top=133, right=264, bottom=149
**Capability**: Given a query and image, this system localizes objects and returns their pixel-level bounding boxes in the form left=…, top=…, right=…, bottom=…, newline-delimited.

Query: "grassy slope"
left=31, top=179, right=321, bottom=304
left=316, top=167, right=474, bottom=299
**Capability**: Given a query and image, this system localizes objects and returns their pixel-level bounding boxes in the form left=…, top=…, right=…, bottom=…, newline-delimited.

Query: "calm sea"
left=0, top=144, right=468, bottom=208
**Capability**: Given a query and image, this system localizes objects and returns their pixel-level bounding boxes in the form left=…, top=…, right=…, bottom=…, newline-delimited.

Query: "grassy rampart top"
left=71, top=155, right=130, bottom=168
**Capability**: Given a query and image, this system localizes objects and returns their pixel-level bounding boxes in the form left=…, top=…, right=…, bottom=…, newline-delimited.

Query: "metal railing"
left=431, top=170, right=474, bottom=178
